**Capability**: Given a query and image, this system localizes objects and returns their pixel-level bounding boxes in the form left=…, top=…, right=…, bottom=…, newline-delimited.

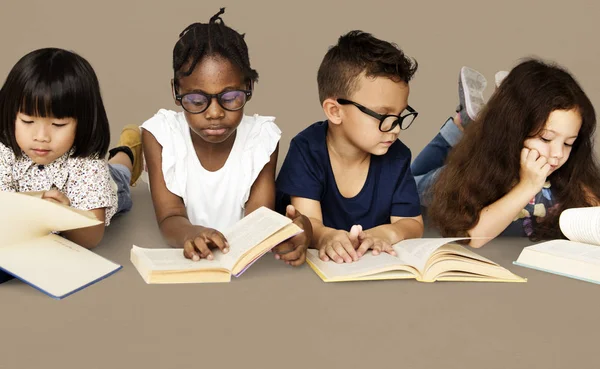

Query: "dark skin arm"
left=144, top=128, right=311, bottom=265
left=244, top=145, right=279, bottom=214
left=242, top=144, right=312, bottom=266
left=142, top=129, right=229, bottom=261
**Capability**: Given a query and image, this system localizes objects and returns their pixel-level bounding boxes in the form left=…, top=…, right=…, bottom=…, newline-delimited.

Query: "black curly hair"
left=172, top=7, right=258, bottom=87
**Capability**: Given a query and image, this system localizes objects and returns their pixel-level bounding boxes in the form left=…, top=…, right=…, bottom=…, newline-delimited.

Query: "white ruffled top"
left=140, top=109, right=281, bottom=232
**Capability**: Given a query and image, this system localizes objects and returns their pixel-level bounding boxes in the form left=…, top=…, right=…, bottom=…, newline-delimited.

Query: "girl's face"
left=523, top=109, right=582, bottom=174
left=174, top=56, right=247, bottom=145
left=15, top=113, right=77, bottom=165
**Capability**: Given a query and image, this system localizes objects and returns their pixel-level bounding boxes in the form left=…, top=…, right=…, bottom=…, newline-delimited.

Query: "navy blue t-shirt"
left=276, top=121, right=421, bottom=231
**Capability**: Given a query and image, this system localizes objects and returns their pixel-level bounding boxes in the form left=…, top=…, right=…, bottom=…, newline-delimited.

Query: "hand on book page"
left=318, top=225, right=396, bottom=264
left=318, top=226, right=362, bottom=263
left=182, top=225, right=230, bottom=261
left=355, top=225, right=396, bottom=258
left=130, top=207, right=302, bottom=283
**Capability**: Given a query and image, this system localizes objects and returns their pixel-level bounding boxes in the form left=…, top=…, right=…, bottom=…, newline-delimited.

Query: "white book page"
left=393, top=238, right=470, bottom=272
left=132, top=246, right=230, bottom=271
left=559, top=207, right=600, bottom=245
left=0, top=191, right=101, bottom=246
left=306, top=249, right=410, bottom=279
left=527, top=239, right=600, bottom=266
left=218, top=207, right=291, bottom=270
left=0, top=234, right=120, bottom=298
left=131, top=208, right=292, bottom=273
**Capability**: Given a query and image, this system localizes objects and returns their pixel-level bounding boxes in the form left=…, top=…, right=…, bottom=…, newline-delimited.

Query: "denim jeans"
left=411, top=118, right=462, bottom=207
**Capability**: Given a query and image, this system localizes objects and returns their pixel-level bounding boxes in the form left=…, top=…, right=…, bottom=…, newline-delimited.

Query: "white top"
left=140, top=109, right=281, bottom=232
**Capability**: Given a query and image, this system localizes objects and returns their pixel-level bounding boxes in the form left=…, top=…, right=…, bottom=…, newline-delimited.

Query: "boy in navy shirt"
left=276, top=30, right=424, bottom=264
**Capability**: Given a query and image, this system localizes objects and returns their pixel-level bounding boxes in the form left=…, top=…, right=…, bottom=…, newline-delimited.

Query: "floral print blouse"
left=0, top=143, right=118, bottom=225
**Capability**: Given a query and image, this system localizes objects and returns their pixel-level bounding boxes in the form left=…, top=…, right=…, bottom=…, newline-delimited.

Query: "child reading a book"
left=0, top=47, right=143, bottom=250
left=141, top=8, right=311, bottom=266
left=411, top=59, right=600, bottom=248
left=276, top=31, right=424, bottom=264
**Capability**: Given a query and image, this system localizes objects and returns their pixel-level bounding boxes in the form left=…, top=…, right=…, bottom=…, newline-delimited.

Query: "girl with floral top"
left=0, top=47, right=143, bottom=250
left=411, top=59, right=600, bottom=248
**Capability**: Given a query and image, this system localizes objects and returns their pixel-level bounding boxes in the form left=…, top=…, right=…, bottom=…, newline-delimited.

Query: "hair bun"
left=209, top=7, right=226, bottom=24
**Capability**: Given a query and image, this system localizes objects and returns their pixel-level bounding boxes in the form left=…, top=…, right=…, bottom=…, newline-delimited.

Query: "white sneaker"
left=457, top=66, right=487, bottom=126
left=495, top=70, right=509, bottom=88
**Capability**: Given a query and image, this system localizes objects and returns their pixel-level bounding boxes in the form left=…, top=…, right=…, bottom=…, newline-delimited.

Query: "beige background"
left=1, top=0, right=599, bottom=368
left=1, top=0, right=599, bottom=164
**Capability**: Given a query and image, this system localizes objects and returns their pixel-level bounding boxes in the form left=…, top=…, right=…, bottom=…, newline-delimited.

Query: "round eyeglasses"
left=337, top=98, right=418, bottom=132
left=175, top=89, right=252, bottom=114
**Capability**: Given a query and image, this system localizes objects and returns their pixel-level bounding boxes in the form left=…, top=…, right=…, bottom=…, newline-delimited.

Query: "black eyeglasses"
left=337, top=98, right=418, bottom=131
left=174, top=87, right=252, bottom=114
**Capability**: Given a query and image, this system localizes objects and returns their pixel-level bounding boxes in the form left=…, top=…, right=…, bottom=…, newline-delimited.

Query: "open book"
left=130, top=206, right=303, bottom=283
left=514, top=207, right=600, bottom=284
left=0, top=191, right=122, bottom=299
left=306, top=238, right=525, bottom=283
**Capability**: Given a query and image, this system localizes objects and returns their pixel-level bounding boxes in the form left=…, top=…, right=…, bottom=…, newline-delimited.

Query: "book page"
left=306, top=249, right=417, bottom=280
left=218, top=207, right=292, bottom=271
left=393, top=238, right=470, bottom=272
left=525, top=239, right=600, bottom=266
left=131, top=246, right=230, bottom=271
left=425, top=258, right=524, bottom=282
left=0, top=234, right=121, bottom=298
left=0, top=191, right=101, bottom=246
left=131, top=207, right=293, bottom=274
left=559, top=207, right=600, bottom=245
left=432, top=243, right=499, bottom=266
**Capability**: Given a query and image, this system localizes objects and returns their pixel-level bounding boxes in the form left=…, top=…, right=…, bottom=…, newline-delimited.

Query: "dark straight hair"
left=0, top=47, right=110, bottom=158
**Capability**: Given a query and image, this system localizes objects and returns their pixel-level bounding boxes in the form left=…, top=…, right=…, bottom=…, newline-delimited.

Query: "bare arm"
left=364, top=215, right=424, bottom=245
left=244, top=145, right=278, bottom=215
left=61, top=208, right=106, bottom=249
left=142, top=129, right=202, bottom=249
left=468, top=148, right=550, bottom=248
left=467, top=182, right=538, bottom=248
left=289, top=196, right=335, bottom=249
left=290, top=196, right=360, bottom=263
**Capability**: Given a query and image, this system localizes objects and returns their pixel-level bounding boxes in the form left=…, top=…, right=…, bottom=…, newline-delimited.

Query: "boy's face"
left=339, top=74, right=410, bottom=155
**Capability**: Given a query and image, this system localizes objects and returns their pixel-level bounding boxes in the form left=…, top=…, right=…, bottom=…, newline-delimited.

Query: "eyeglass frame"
left=336, top=98, right=418, bottom=131
left=172, top=81, right=253, bottom=114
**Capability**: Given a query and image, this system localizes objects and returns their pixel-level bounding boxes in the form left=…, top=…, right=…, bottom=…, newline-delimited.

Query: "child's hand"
left=318, top=226, right=361, bottom=263
left=520, top=148, right=551, bottom=192
left=272, top=205, right=312, bottom=266
left=354, top=226, right=396, bottom=258
left=41, top=189, right=71, bottom=206
left=182, top=226, right=229, bottom=261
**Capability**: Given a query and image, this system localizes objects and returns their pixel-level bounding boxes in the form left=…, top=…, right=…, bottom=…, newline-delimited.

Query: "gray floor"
left=0, top=185, right=597, bottom=369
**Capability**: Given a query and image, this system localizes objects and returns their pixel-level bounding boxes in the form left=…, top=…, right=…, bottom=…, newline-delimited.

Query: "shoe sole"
left=459, top=66, right=487, bottom=121
left=495, top=71, right=509, bottom=88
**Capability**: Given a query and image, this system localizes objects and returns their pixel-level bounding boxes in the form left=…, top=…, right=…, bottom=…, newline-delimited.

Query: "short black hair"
left=317, top=30, right=418, bottom=104
left=0, top=47, right=110, bottom=158
left=173, top=7, right=258, bottom=87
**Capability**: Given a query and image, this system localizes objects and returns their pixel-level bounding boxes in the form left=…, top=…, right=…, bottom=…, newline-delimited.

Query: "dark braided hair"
left=173, top=8, right=258, bottom=88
